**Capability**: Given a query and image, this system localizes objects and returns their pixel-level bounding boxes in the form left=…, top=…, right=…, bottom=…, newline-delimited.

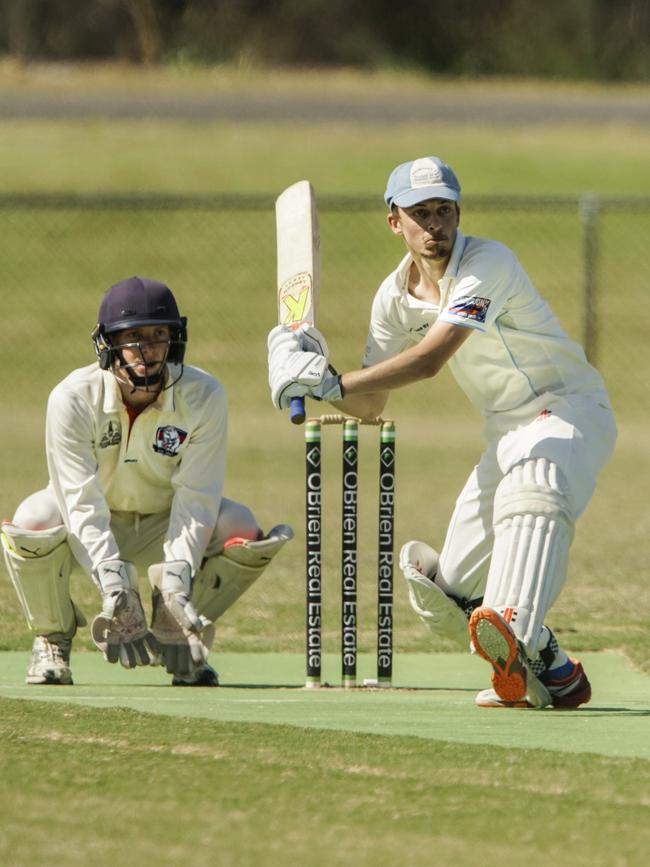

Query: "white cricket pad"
left=483, top=459, right=574, bottom=657
left=191, top=524, right=294, bottom=622
left=1, top=522, right=85, bottom=637
left=399, top=541, right=469, bottom=647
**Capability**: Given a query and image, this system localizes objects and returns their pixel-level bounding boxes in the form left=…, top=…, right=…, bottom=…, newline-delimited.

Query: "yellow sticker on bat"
left=279, top=272, right=313, bottom=326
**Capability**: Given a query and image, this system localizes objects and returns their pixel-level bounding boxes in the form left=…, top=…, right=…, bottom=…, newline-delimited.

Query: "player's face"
left=389, top=199, right=459, bottom=262
left=112, top=324, right=171, bottom=377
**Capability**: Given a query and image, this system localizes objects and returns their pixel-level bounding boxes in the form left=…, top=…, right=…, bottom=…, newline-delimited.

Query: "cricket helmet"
left=92, top=276, right=188, bottom=369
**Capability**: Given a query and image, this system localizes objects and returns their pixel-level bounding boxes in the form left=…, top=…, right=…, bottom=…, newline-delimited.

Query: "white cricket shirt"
left=45, top=363, right=227, bottom=574
left=363, top=230, right=610, bottom=437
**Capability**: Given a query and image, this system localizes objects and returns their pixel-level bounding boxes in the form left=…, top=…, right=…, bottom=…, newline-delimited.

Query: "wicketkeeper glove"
left=91, top=559, right=160, bottom=668
left=148, top=561, right=215, bottom=678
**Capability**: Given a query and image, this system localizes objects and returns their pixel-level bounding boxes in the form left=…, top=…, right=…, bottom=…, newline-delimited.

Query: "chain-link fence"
left=1, top=193, right=648, bottom=515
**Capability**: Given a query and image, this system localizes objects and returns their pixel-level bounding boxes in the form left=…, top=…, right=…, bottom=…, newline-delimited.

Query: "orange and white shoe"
left=469, top=607, right=552, bottom=709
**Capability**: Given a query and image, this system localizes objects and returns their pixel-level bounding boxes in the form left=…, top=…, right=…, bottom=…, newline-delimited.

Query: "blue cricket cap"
left=384, top=156, right=461, bottom=208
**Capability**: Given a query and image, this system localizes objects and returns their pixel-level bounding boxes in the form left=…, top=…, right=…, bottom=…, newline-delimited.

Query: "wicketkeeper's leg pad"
left=483, top=458, right=575, bottom=658
left=1, top=522, right=86, bottom=638
left=399, top=540, right=469, bottom=648
left=191, top=524, right=294, bottom=622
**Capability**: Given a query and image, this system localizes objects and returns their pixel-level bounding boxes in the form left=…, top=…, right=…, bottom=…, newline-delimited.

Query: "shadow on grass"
left=217, top=683, right=481, bottom=693
left=579, top=706, right=650, bottom=716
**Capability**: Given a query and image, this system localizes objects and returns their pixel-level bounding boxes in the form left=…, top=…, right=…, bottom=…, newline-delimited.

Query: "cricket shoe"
left=26, top=635, right=73, bottom=685
left=540, top=658, right=591, bottom=708
left=468, top=607, right=551, bottom=709
left=475, top=660, right=591, bottom=709
left=172, top=663, right=219, bottom=687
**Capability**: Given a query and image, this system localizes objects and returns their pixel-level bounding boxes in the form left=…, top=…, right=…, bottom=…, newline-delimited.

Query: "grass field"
left=1, top=651, right=649, bottom=867
left=3, top=695, right=649, bottom=867
left=0, top=63, right=649, bottom=866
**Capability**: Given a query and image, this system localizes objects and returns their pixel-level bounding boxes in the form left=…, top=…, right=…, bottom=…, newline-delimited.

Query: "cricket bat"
left=275, top=180, right=320, bottom=425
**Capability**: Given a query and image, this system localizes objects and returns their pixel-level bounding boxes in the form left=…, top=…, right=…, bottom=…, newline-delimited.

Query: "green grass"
left=1, top=697, right=649, bottom=867
left=1, top=119, right=650, bottom=197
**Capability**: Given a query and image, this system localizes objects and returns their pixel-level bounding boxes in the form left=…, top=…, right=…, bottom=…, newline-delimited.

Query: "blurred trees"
left=0, top=0, right=648, bottom=80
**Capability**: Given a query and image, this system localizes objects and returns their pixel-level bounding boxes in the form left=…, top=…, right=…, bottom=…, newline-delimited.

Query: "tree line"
left=1, top=0, right=648, bottom=81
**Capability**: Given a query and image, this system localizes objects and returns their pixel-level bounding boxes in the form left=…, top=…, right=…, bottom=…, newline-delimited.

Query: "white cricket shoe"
left=26, top=635, right=73, bottom=685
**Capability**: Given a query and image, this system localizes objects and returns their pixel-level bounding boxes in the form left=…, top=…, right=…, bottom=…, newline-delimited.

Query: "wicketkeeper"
left=2, top=276, right=292, bottom=686
left=267, top=156, right=617, bottom=709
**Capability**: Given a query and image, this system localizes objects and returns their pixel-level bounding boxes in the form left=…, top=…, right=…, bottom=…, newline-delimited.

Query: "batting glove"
left=267, top=323, right=329, bottom=361
left=306, top=367, right=344, bottom=403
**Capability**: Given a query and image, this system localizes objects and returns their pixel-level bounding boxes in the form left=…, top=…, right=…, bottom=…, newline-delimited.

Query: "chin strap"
left=113, top=356, right=184, bottom=393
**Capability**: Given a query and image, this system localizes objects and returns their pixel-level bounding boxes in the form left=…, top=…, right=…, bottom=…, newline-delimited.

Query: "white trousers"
left=435, top=394, right=617, bottom=603
left=12, top=485, right=259, bottom=577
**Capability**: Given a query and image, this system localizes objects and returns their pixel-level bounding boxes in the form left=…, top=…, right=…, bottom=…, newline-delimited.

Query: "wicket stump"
left=304, top=415, right=395, bottom=688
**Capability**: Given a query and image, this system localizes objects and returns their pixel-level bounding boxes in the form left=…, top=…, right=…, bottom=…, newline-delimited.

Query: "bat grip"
left=290, top=396, right=306, bottom=425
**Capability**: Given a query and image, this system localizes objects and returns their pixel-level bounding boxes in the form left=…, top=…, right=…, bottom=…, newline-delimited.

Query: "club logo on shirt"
left=153, top=425, right=188, bottom=457
left=447, top=295, right=491, bottom=323
left=99, top=420, right=122, bottom=448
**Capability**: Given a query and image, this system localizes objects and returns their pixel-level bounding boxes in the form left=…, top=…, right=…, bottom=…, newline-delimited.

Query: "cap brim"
left=391, top=186, right=460, bottom=207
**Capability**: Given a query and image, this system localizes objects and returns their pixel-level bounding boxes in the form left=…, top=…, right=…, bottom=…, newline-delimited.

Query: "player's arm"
left=327, top=389, right=390, bottom=421
left=268, top=320, right=471, bottom=414
left=164, top=383, right=228, bottom=571
left=340, top=320, right=472, bottom=396
left=45, top=386, right=120, bottom=573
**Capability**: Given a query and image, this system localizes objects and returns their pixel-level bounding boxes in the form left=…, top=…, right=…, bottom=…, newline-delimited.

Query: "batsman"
left=2, top=276, right=292, bottom=686
left=267, top=156, right=617, bottom=709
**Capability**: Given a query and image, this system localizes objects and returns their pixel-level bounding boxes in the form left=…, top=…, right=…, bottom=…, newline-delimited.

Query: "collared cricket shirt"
left=45, top=363, right=227, bottom=573
left=363, top=230, right=610, bottom=437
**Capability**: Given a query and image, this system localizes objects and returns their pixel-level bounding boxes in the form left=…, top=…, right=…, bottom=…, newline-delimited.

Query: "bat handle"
left=290, top=396, right=306, bottom=425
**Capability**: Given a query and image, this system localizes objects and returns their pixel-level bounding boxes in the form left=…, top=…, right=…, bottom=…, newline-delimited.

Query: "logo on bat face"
left=279, top=272, right=313, bottom=326
left=153, top=425, right=187, bottom=457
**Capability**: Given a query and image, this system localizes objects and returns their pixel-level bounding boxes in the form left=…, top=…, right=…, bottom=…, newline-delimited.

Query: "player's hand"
left=91, top=559, right=159, bottom=668
left=148, top=561, right=215, bottom=678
